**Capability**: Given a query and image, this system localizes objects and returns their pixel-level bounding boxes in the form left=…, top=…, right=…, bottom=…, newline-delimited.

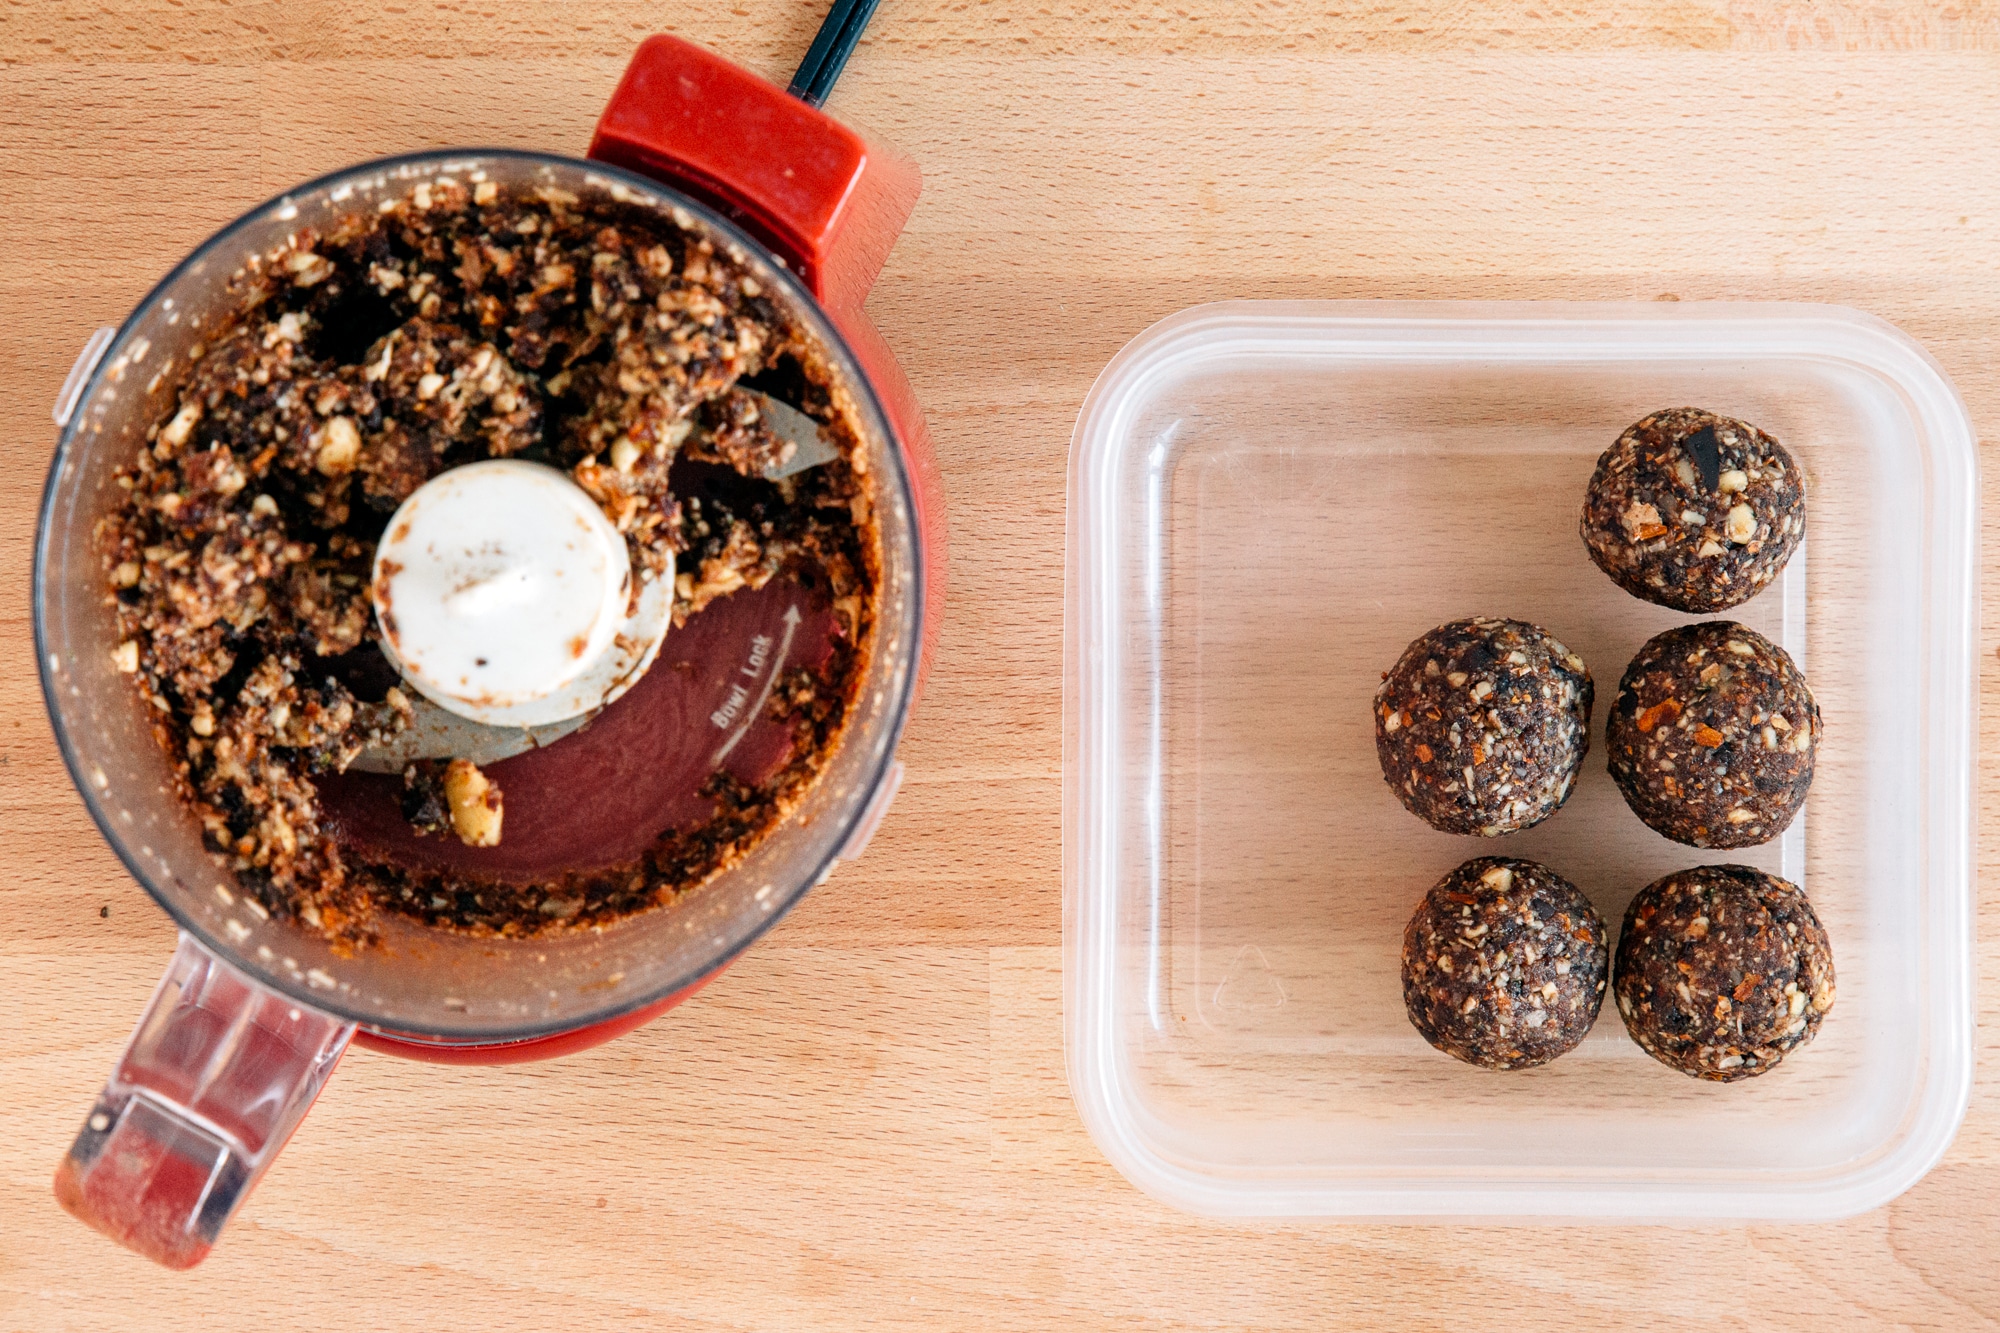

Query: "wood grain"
left=2, top=2, right=1997, bottom=1327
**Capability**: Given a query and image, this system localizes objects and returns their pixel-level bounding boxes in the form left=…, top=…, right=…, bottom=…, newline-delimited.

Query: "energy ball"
left=1613, top=865, right=1835, bottom=1082
left=1401, top=857, right=1610, bottom=1070
left=1374, top=618, right=1593, bottom=837
left=1581, top=407, right=1805, bottom=613
left=1606, top=621, right=1818, bottom=848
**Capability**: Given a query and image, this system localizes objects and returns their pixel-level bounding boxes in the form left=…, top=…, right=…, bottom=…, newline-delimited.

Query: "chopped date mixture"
left=101, top=175, right=878, bottom=945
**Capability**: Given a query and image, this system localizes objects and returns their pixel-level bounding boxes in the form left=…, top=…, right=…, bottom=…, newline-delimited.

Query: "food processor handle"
left=53, top=933, right=353, bottom=1269
left=588, top=33, right=921, bottom=316
left=590, top=34, right=949, bottom=698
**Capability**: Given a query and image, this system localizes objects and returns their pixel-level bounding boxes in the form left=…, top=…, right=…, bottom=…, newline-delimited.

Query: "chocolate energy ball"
left=1581, top=407, right=1805, bottom=613
left=1614, top=865, right=1835, bottom=1082
left=1401, top=857, right=1610, bottom=1070
left=1607, top=622, right=1819, bottom=849
left=1374, top=618, right=1593, bottom=837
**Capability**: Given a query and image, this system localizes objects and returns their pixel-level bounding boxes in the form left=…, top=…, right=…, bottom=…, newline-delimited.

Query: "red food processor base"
left=351, top=973, right=720, bottom=1064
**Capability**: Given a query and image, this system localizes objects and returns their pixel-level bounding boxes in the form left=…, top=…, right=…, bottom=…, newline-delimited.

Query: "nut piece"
left=443, top=758, right=504, bottom=847
left=111, top=640, right=140, bottom=673
left=1725, top=503, right=1757, bottom=544
left=315, top=416, right=362, bottom=476
left=158, top=399, right=202, bottom=451
left=1619, top=501, right=1667, bottom=542
left=1635, top=698, right=1680, bottom=733
left=284, top=249, right=334, bottom=287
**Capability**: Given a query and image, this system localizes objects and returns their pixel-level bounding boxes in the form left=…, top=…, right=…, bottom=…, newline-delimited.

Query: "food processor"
left=35, top=31, right=943, bottom=1268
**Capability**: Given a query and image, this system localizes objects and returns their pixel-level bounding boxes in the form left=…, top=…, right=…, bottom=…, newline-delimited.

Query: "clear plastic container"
left=1064, top=301, right=1977, bottom=1221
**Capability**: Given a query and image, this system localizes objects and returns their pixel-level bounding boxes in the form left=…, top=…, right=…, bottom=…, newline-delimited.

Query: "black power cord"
left=787, top=0, right=885, bottom=107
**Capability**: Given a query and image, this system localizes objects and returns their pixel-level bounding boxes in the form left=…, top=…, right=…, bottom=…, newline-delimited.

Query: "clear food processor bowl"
left=37, top=150, right=922, bottom=1262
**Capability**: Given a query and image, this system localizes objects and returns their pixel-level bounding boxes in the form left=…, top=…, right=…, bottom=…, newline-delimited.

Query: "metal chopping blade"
left=348, top=395, right=834, bottom=772
left=747, top=390, right=845, bottom=480
left=345, top=695, right=594, bottom=774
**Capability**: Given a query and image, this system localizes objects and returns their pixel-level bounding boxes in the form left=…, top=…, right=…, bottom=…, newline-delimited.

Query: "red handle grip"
left=589, top=33, right=920, bottom=312
left=54, top=935, right=353, bottom=1268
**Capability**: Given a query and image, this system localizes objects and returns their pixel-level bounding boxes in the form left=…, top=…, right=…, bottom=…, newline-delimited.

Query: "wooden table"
left=2, top=2, right=1996, bottom=1327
